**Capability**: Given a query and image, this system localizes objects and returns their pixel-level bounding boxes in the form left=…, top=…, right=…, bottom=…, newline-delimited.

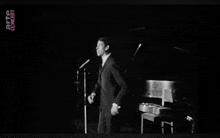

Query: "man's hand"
left=88, top=93, right=95, bottom=104
left=111, top=103, right=120, bottom=115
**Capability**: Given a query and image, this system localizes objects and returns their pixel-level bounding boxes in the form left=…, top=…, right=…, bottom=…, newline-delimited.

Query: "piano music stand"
left=141, top=80, right=175, bottom=134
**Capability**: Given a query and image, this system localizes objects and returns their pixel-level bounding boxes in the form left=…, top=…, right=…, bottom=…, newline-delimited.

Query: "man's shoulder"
left=108, top=56, right=119, bottom=66
left=108, top=56, right=125, bottom=71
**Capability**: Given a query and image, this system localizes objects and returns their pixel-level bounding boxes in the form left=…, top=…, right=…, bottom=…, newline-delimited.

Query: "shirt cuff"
left=91, top=92, right=96, bottom=96
left=112, top=103, right=121, bottom=109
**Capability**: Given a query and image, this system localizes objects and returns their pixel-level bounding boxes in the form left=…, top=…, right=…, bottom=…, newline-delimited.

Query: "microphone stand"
left=76, top=70, right=79, bottom=94
left=83, top=68, right=87, bottom=134
left=75, top=68, right=87, bottom=134
left=77, top=59, right=90, bottom=134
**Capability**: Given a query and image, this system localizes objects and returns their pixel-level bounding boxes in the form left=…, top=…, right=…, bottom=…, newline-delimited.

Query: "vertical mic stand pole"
left=83, top=68, right=87, bottom=134
left=78, top=59, right=90, bottom=134
left=76, top=70, right=79, bottom=94
left=76, top=70, right=79, bottom=130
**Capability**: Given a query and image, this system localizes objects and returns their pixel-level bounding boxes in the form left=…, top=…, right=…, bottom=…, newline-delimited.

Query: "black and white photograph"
left=1, top=0, right=219, bottom=137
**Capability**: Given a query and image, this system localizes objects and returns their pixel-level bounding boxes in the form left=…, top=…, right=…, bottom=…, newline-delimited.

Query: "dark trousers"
left=97, top=109, right=120, bottom=134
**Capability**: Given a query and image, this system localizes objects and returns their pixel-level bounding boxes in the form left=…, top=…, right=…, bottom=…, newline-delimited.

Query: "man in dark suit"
left=88, top=37, right=128, bottom=134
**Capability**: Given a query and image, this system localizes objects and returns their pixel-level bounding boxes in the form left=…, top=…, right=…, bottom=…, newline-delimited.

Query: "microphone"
left=134, top=43, right=142, bottom=57
left=125, top=43, right=142, bottom=74
left=79, top=59, right=90, bottom=69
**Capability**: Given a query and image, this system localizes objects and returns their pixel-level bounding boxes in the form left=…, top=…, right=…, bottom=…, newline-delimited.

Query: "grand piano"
left=115, top=42, right=199, bottom=133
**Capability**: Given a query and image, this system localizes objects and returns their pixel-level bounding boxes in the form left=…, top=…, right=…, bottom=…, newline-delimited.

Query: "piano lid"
left=122, top=43, right=199, bottom=81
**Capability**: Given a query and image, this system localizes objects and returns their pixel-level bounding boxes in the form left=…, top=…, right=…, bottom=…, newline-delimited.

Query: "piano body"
left=119, top=43, right=199, bottom=133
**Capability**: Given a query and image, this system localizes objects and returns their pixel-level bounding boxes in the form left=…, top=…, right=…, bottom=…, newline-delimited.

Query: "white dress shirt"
left=101, top=53, right=111, bottom=67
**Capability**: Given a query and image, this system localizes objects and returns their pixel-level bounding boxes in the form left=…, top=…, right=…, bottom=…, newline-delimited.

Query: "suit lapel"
left=98, top=57, right=111, bottom=87
left=100, top=56, right=111, bottom=75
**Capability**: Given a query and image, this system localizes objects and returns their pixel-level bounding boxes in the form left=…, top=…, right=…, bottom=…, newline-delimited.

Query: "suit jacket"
left=93, top=55, right=128, bottom=112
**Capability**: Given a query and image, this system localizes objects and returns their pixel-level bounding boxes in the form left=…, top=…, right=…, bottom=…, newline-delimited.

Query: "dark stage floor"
left=1, top=105, right=195, bottom=134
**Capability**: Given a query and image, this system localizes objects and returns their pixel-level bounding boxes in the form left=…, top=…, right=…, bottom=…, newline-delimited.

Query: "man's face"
left=96, top=40, right=108, bottom=57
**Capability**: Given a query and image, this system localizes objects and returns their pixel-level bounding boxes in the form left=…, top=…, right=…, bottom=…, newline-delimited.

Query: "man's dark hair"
left=98, top=37, right=111, bottom=47
left=98, top=37, right=112, bottom=53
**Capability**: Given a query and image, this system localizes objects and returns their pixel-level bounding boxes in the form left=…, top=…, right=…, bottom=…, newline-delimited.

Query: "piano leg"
left=162, top=121, right=174, bottom=134
left=171, top=122, right=173, bottom=134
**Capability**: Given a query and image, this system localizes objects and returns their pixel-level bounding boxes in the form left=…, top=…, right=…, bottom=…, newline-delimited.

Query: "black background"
left=1, top=1, right=220, bottom=134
